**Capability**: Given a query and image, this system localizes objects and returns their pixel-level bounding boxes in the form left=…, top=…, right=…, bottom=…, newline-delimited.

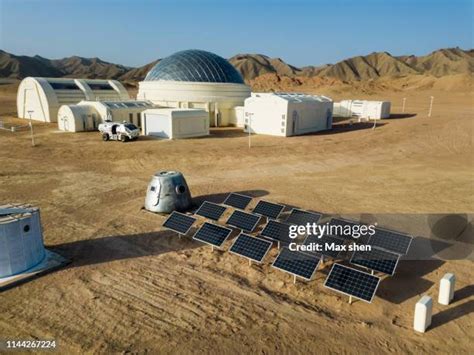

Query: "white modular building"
left=57, top=100, right=154, bottom=132
left=137, top=50, right=251, bottom=127
left=333, top=100, right=391, bottom=120
left=17, top=77, right=130, bottom=122
left=243, top=93, right=333, bottom=137
left=141, top=108, right=209, bottom=139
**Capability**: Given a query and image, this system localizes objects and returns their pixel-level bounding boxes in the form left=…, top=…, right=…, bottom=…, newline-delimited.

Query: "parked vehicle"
left=98, top=121, right=139, bottom=142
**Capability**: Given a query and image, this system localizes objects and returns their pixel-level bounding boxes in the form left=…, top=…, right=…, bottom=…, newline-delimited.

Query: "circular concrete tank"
left=0, top=205, right=46, bottom=278
left=144, top=171, right=192, bottom=213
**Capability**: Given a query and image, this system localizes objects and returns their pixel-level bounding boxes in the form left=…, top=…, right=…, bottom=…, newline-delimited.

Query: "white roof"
left=251, top=92, right=332, bottom=103
left=143, top=107, right=209, bottom=117
left=79, top=100, right=154, bottom=109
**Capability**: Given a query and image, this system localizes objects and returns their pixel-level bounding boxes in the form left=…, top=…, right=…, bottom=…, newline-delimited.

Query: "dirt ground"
left=0, top=80, right=473, bottom=354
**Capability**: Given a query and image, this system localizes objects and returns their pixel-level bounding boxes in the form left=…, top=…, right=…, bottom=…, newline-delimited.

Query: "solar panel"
left=253, top=200, right=285, bottom=219
left=368, top=227, right=413, bottom=255
left=304, top=234, right=346, bottom=259
left=162, top=211, right=196, bottom=234
left=324, top=264, right=381, bottom=303
left=226, top=210, right=260, bottom=232
left=229, top=233, right=272, bottom=263
left=195, top=201, right=227, bottom=221
left=192, top=222, right=232, bottom=248
left=223, top=193, right=252, bottom=210
left=272, top=247, right=321, bottom=280
left=286, top=209, right=322, bottom=225
left=260, top=220, right=293, bottom=245
left=350, top=247, right=400, bottom=275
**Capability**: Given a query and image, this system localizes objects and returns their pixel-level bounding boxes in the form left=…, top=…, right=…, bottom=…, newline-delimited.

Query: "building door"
left=292, top=110, right=298, bottom=135
left=129, top=113, right=133, bottom=123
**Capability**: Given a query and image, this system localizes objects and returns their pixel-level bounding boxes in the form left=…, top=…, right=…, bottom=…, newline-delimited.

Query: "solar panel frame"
left=350, top=247, right=400, bottom=276
left=223, top=193, right=253, bottom=210
left=252, top=200, right=285, bottom=219
left=304, top=234, right=346, bottom=259
left=192, top=222, right=233, bottom=248
left=229, top=233, right=273, bottom=263
left=324, top=263, right=381, bottom=303
left=285, top=208, right=322, bottom=225
left=368, top=226, right=413, bottom=255
left=226, top=210, right=261, bottom=232
left=162, top=211, right=197, bottom=235
left=272, top=247, right=321, bottom=281
left=260, top=220, right=293, bottom=245
left=195, top=201, right=227, bottom=221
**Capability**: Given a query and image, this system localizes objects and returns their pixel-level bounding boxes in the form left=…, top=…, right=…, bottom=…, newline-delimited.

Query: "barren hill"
left=0, top=47, right=472, bottom=83
left=228, top=54, right=303, bottom=80
left=0, top=50, right=63, bottom=78
left=50, top=56, right=130, bottom=79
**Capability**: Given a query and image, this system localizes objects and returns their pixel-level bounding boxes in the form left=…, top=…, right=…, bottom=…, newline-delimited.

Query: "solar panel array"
left=286, top=209, right=321, bottom=225
left=163, top=212, right=196, bottom=234
left=230, top=233, right=272, bottom=263
left=193, top=222, right=232, bottom=248
left=351, top=247, right=400, bottom=275
left=304, top=234, right=346, bottom=259
left=161, top=193, right=415, bottom=304
left=324, top=264, right=380, bottom=303
left=260, top=220, right=293, bottom=245
left=223, top=193, right=252, bottom=210
left=368, top=228, right=413, bottom=255
left=226, top=210, right=260, bottom=232
left=195, top=201, right=227, bottom=221
left=272, top=247, right=321, bottom=280
left=253, top=200, right=285, bottom=219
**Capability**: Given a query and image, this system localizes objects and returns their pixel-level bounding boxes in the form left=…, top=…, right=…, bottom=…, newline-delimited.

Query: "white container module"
left=141, top=108, right=209, bottom=139
left=438, top=273, right=456, bottom=305
left=414, top=295, right=433, bottom=333
left=243, top=92, right=333, bottom=137
left=333, top=100, right=391, bottom=120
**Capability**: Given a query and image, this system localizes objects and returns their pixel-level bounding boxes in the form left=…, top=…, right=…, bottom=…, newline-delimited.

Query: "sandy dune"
left=0, top=81, right=473, bottom=353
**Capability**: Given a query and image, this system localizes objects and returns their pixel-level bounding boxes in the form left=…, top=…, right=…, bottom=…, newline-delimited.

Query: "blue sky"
left=0, top=0, right=472, bottom=67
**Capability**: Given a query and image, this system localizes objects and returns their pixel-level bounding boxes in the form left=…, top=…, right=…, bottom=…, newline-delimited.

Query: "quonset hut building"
left=137, top=50, right=251, bottom=127
left=17, top=77, right=130, bottom=122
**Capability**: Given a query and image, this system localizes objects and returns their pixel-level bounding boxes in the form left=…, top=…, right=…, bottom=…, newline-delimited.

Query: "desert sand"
left=0, top=78, right=473, bottom=353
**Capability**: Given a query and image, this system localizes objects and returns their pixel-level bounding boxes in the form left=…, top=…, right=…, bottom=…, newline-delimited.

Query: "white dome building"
left=137, top=50, right=251, bottom=127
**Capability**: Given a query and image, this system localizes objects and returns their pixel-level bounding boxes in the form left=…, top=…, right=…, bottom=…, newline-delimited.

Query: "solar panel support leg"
left=178, top=233, right=182, bottom=240
left=349, top=296, right=353, bottom=305
left=371, top=270, right=374, bottom=275
left=249, top=259, right=252, bottom=267
left=277, top=241, right=280, bottom=249
left=211, top=246, right=214, bottom=252
left=293, top=275, right=296, bottom=284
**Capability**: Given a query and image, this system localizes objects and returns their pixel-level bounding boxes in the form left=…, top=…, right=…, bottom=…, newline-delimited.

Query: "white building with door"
left=141, top=108, right=209, bottom=139
left=137, top=50, right=250, bottom=127
left=57, top=100, right=154, bottom=132
left=333, top=100, right=391, bottom=120
left=17, top=77, right=130, bottom=122
left=243, top=93, right=333, bottom=137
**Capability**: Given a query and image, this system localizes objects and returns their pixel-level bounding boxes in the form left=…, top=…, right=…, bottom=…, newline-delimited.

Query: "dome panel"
left=144, top=50, right=244, bottom=84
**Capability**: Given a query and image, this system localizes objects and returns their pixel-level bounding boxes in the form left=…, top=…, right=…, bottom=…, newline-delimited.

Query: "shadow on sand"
left=389, top=113, right=417, bottom=119
left=431, top=299, right=474, bottom=330
left=51, top=229, right=202, bottom=270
